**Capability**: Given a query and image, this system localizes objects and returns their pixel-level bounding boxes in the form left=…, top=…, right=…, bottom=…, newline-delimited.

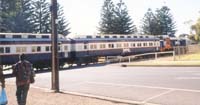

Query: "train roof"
left=0, top=33, right=66, bottom=39
left=68, top=34, right=157, bottom=39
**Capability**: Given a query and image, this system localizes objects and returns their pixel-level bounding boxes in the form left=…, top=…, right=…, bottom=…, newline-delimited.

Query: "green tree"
left=13, top=0, right=35, bottom=33
left=99, top=0, right=115, bottom=34
left=113, top=0, right=136, bottom=34
left=141, top=8, right=158, bottom=35
left=155, top=6, right=176, bottom=36
left=57, top=4, right=70, bottom=36
left=0, top=0, right=18, bottom=32
left=32, top=0, right=50, bottom=33
left=191, top=18, right=200, bottom=42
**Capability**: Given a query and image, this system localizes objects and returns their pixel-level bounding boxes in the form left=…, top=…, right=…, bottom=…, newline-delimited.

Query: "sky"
left=57, top=0, right=200, bottom=36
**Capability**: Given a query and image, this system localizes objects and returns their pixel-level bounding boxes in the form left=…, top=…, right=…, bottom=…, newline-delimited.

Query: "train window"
left=22, top=47, right=27, bottom=52
left=131, top=43, right=135, bottom=47
left=90, top=44, right=97, bottom=49
left=149, top=43, right=153, bottom=46
left=64, top=46, right=68, bottom=51
left=37, top=46, right=41, bottom=52
left=32, top=46, right=37, bottom=52
left=0, top=35, right=6, bottom=38
left=104, top=36, right=109, bottom=38
left=45, top=46, right=50, bottom=51
left=127, top=36, right=131, bottom=38
left=58, top=46, right=61, bottom=51
left=94, top=45, right=97, bottom=49
left=139, top=36, right=143, bottom=38
left=156, top=42, right=159, bottom=46
left=116, top=43, right=122, bottom=48
left=112, top=36, right=117, bottom=38
left=28, top=35, right=36, bottom=38
left=108, top=44, right=114, bottom=48
left=16, top=47, right=27, bottom=53
left=100, top=44, right=106, bottom=49
left=145, top=43, right=148, bottom=46
left=13, top=35, right=22, bottom=38
left=86, top=36, right=92, bottom=38
left=109, top=44, right=111, bottom=48
left=96, top=36, right=101, bottom=38
left=0, top=47, right=4, bottom=53
left=145, top=36, right=149, bottom=38
left=124, top=43, right=129, bottom=47
left=42, top=35, right=49, bottom=39
left=90, top=45, right=93, bottom=49
left=5, top=47, right=10, bottom=53
left=137, top=43, right=141, bottom=47
left=16, top=47, right=21, bottom=52
left=120, top=36, right=124, bottom=38
left=134, top=36, right=137, bottom=38
left=143, top=43, right=146, bottom=46
left=84, top=45, right=87, bottom=49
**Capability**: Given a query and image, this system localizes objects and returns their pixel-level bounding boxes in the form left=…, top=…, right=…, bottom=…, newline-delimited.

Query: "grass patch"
left=177, top=52, right=200, bottom=61
left=126, top=52, right=200, bottom=66
left=127, top=61, right=200, bottom=66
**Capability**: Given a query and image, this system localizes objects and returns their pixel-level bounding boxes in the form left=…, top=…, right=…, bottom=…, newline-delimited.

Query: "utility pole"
left=51, top=0, right=59, bottom=92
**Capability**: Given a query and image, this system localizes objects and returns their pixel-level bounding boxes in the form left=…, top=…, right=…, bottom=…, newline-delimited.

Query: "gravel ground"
left=4, top=84, right=132, bottom=105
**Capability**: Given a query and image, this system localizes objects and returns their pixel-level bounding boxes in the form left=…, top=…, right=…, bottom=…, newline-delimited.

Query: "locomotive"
left=0, top=33, right=186, bottom=69
left=159, top=35, right=187, bottom=51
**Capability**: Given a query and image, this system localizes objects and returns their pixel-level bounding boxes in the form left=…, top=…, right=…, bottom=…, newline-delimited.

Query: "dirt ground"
left=4, top=84, right=132, bottom=105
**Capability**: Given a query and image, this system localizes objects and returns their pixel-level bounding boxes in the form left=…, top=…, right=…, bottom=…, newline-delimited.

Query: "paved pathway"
left=6, top=64, right=200, bottom=105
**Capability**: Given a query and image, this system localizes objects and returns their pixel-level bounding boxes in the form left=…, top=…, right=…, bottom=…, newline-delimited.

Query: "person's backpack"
left=15, top=61, right=35, bottom=84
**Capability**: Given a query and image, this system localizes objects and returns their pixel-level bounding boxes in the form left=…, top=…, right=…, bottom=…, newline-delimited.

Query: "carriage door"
left=64, top=45, right=68, bottom=57
left=84, top=42, right=89, bottom=56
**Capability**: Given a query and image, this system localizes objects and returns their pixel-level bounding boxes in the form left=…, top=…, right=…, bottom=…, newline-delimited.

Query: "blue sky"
left=58, top=0, right=200, bottom=36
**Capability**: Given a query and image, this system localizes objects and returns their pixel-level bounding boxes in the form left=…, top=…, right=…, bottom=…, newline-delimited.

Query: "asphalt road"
left=7, top=64, right=200, bottom=105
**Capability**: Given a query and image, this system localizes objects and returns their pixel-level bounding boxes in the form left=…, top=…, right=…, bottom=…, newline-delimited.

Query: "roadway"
left=7, top=64, right=200, bottom=105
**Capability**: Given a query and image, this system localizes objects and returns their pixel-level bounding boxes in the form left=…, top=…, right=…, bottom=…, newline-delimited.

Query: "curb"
left=121, top=64, right=200, bottom=67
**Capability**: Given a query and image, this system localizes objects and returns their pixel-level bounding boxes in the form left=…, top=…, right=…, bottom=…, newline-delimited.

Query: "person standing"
left=0, top=65, right=5, bottom=88
left=12, top=54, right=33, bottom=105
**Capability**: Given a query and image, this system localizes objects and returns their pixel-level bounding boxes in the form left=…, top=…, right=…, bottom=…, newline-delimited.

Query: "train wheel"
left=77, top=63, right=82, bottom=66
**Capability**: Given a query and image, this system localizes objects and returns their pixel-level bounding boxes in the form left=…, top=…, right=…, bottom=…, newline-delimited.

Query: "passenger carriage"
left=69, top=34, right=160, bottom=65
left=0, top=33, right=71, bottom=69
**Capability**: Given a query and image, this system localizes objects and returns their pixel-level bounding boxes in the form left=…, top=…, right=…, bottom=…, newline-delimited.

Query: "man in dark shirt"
left=13, top=54, right=32, bottom=105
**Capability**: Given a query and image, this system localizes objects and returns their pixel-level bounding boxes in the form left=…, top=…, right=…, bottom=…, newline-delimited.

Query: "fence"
left=173, top=46, right=188, bottom=55
left=187, top=44, right=200, bottom=53
left=106, top=51, right=175, bottom=63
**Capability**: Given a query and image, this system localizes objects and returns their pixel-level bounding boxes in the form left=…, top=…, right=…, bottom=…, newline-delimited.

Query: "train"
left=0, top=33, right=186, bottom=69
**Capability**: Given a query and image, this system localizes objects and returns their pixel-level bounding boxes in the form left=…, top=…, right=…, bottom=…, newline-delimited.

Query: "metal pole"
left=155, top=53, right=157, bottom=60
left=173, top=51, right=175, bottom=61
left=51, top=0, right=59, bottom=92
left=154, top=35, right=156, bottom=52
left=178, top=45, right=180, bottom=60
